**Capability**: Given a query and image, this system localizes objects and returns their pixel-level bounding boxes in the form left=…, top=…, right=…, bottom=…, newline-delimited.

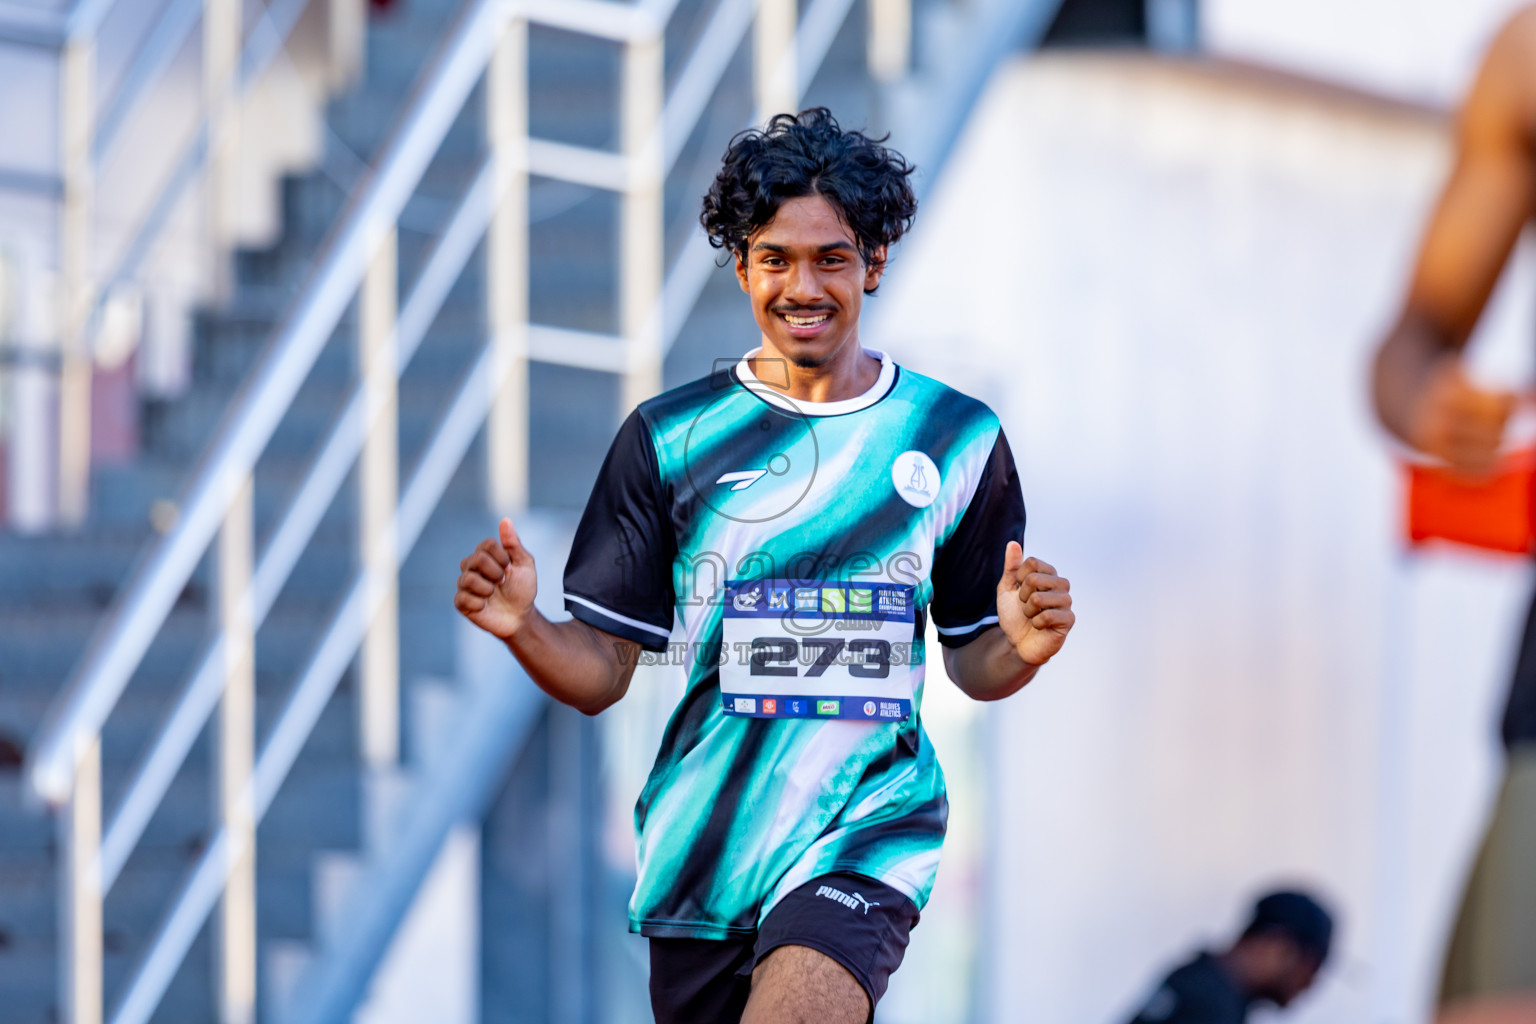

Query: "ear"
left=863, top=246, right=887, bottom=293
left=735, top=251, right=750, bottom=293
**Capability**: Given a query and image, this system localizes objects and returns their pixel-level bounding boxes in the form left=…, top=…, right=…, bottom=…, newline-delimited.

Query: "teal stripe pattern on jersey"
left=623, top=350, right=1010, bottom=938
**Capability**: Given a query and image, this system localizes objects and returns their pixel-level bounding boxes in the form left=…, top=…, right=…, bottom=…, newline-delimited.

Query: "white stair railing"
left=0, top=0, right=362, bottom=526
left=24, top=0, right=894, bottom=1020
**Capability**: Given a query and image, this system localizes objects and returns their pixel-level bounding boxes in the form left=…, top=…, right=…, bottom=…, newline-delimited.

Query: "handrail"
left=113, top=271, right=528, bottom=1024
left=2, top=0, right=694, bottom=527
left=24, top=0, right=943, bottom=1017
left=283, top=660, right=547, bottom=1024
left=28, top=0, right=515, bottom=805
left=88, top=0, right=313, bottom=339
left=29, top=0, right=704, bottom=808
left=97, top=148, right=507, bottom=889
left=0, top=1, right=68, bottom=47
left=93, top=0, right=207, bottom=161
left=0, top=0, right=168, bottom=47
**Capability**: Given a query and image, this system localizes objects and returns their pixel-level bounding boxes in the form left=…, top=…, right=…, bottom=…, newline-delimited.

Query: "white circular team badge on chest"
left=891, top=450, right=940, bottom=508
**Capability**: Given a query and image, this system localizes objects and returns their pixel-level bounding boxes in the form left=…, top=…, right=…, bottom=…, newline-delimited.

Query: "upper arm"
left=1407, top=8, right=1536, bottom=344
left=562, top=409, right=678, bottom=652
left=929, top=428, right=1025, bottom=649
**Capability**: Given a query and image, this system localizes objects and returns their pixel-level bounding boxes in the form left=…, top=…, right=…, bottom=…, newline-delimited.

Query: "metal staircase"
left=0, top=0, right=1068, bottom=1021
left=1, top=1, right=484, bottom=1021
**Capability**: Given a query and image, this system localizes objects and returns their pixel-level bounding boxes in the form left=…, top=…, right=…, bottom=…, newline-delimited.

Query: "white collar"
left=734, top=347, right=897, bottom=416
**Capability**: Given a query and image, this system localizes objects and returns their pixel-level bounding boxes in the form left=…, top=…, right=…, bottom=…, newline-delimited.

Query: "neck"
left=752, top=336, right=881, bottom=404
left=1214, top=948, right=1261, bottom=1000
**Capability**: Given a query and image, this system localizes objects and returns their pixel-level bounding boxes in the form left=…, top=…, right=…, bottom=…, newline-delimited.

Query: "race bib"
left=719, top=578, right=916, bottom=722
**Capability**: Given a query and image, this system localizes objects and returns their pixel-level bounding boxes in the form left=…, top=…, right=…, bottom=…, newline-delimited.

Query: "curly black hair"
left=700, top=108, right=917, bottom=286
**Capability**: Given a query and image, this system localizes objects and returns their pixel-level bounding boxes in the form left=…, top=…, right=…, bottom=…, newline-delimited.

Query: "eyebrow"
left=749, top=241, right=857, bottom=255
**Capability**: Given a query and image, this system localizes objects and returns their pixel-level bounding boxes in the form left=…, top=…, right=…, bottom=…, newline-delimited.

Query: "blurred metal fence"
left=0, top=0, right=363, bottom=528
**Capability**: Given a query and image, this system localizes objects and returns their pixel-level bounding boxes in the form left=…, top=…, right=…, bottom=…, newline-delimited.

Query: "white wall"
left=873, top=53, right=1534, bottom=1024
left=1204, top=0, right=1531, bottom=108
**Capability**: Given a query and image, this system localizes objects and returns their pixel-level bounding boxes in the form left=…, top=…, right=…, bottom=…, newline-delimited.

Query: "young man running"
left=1373, top=9, right=1536, bottom=1023
left=455, top=108, right=1074, bottom=1023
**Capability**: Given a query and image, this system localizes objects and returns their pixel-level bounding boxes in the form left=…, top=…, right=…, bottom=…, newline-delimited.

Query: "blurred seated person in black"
left=1126, top=891, right=1333, bottom=1024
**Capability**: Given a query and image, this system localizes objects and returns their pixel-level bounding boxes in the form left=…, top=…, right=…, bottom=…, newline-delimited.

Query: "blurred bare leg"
left=1440, top=997, right=1536, bottom=1024
left=742, top=944, right=869, bottom=1024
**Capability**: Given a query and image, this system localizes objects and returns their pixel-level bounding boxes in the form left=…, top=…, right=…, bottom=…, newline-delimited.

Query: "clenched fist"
left=996, top=543, right=1074, bottom=667
left=454, top=518, right=538, bottom=640
left=1408, top=362, right=1517, bottom=476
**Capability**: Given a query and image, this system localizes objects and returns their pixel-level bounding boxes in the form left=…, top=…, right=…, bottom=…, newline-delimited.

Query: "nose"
left=784, top=258, right=823, bottom=306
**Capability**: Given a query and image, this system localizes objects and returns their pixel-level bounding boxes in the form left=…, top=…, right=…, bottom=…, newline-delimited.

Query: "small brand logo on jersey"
left=716, top=469, right=768, bottom=491
left=795, top=588, right=819, bottom=611
left=817, top=700, right=840, bottom=716
left=768, top=589, right=789, bottom=610
left=734, top=697, right=756, bottom=713
left=815, top=885, right=881, bottom=914
left=863, top=700, right=877, bottom=717
left=762, top=699, right=777, bottom=714
left=891, top=451, right=941, bottom=508
left=877, top=589, right=907, bottom=614
left=686, top=382, right=819, bottom=525
left=732, top=584, right=762, bottom=611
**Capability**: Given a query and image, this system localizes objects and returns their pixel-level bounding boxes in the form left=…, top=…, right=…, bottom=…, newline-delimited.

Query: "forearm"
left=942, top=627, right=1042, bottom=702
left=504, top=609, right=636, bottom=715
left=1373, top=309, right=1458, bottom=446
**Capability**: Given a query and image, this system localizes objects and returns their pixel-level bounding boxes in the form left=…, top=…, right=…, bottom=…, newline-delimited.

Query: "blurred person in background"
left=454, top=110, right=1075, bottom=1024
left=1124, top=890, right=1333, bottom=1024
left=1372, top=8, right=1536, bottom=1023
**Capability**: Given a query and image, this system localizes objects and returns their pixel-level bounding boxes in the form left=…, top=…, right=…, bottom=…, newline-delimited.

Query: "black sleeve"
left=929, top=428, right=1026, bottom=648
left=562, top=409, right=677, bottom=651
left=1128, top=960, right=1237, bottom=1024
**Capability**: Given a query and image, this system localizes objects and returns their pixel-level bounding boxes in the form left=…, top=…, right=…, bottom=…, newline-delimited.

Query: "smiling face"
left=735, top=194, right=886, bottom=370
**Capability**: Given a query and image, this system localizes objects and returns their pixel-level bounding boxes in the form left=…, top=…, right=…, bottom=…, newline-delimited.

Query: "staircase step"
left=265, top=937, right=314, bottom=1021
left=0, top=598, right=352, bottom=683
left=311, top=849, right=366, bottom=949
left=406, top=677, right=461, bottom=772
left=0, top=856, right=320, bottom=950
left=527, top=24, right=621, bottom=151
left=326, top=86, right=484, bottom=170
left=362, top=766, right=416, bottom=856
left=0, top=687, right=358, bottom=784
left=0, top=943, right=214, bottom=1024
left=152, top=335, right=486, bottom=465
left=0, top=767, right=360, bottom=968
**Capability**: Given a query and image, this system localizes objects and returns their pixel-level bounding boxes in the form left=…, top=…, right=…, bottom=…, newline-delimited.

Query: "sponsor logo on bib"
left=719, top=579, right=916, bottom=723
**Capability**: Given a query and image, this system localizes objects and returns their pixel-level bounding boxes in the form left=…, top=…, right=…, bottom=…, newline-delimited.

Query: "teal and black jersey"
left=563, top=349, right=1024, bottom=938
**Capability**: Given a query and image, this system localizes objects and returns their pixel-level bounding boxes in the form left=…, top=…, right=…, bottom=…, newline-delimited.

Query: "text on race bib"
left=718, top=579, right=917, bottom=722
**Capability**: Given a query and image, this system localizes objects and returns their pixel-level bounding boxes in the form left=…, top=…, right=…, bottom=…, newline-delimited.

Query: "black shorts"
left=648, top=872, right=920, bottom=1024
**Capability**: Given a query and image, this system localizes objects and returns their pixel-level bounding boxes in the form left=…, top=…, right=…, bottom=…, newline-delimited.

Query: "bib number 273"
left=749, top=638, right=891, bottom=678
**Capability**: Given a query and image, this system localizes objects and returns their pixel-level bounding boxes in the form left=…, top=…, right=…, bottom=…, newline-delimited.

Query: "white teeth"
left=783, top=313, right=830, bottom=327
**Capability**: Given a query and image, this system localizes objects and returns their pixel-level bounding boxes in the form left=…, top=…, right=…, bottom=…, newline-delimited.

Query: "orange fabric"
left=1406, top=448, right=1536, bottom=556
